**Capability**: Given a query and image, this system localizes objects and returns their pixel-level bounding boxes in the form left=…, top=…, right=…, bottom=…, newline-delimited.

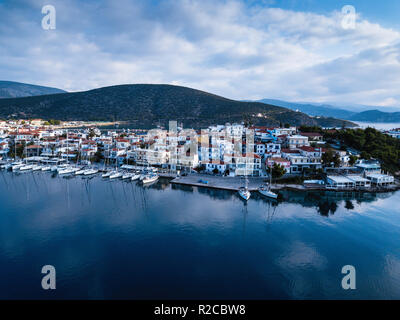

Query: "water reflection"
left=0, top=171, right=399, bottom=299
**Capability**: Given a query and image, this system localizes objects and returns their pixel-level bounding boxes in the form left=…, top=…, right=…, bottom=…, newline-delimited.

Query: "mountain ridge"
left=0, top=83, right=355, bottom=129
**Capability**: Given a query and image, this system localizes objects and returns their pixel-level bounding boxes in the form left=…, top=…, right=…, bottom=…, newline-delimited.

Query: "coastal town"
left=0, top=119, right=399, bottom=200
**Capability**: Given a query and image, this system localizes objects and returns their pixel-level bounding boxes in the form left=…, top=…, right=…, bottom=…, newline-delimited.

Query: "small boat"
left=31, top=165, right=42, bottom=171
left=109, top=172, right=123, bottom=179
left=142, top=174, right=159, bottom=184
left=258, top=185, right=278, bottom=199
left=238, top=187, right=251, bottom=201
left=41, top=166, right=52, bottom=171
left=131, top=174, right=141, bottom=181
left=83, top=169, right=98, bottom=176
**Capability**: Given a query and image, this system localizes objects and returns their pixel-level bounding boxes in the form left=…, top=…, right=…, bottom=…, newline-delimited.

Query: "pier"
left=171, top=174, right=266, bottom=191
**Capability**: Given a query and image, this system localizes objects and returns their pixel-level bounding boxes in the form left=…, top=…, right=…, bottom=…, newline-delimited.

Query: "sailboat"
left=238, top=158, right=251, bottom=201
left=258, top=166, right=278, bottom=199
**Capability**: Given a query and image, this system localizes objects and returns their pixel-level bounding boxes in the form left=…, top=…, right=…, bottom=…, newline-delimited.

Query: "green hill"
left=0, top=84, right=355, bottom=128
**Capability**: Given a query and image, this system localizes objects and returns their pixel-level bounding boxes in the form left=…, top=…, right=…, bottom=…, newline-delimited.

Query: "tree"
left=271, top=163, right=286, bottom=180
left=322, top=150, right=341, bottom=167
left=360, top=151, right=371, bottom=160
left=88, top=129, right=96, bottom=139
left=349, top=155, right=357, bottom=166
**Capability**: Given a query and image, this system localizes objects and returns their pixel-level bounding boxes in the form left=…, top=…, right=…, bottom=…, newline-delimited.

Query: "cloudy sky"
left=1, top=0, right=400, bottom=107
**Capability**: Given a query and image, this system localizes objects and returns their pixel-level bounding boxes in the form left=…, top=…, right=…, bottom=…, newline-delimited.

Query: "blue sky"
left=248, top=0, right=400, bottom=29
left=1, top=0, right=400, bottom=108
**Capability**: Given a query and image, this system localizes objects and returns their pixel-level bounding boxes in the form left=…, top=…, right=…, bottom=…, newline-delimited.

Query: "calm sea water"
left=0, top=171, right=399, bottom=300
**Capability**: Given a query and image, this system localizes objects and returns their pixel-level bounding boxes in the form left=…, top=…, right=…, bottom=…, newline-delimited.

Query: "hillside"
left=0, top=81, right=66, bottom=98
left=348, top=110, right=400, bottom=123
left=0, top=84, right=356, bottom=128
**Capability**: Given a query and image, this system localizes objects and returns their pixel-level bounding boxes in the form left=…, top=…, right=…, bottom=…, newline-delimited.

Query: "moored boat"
left=142, top=174, right=159, bottom=184
left=238, top=187, right=251, bottom=201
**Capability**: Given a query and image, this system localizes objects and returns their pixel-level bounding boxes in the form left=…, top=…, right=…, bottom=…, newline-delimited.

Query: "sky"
left=1, top=0, right=400, bottom=108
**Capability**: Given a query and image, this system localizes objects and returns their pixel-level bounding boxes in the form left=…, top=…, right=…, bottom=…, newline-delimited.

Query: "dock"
left=171, top=174, right=266, bottom=191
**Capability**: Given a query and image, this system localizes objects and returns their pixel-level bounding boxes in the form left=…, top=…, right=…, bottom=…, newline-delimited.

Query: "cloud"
left=0, top=0, right=400, bottom=107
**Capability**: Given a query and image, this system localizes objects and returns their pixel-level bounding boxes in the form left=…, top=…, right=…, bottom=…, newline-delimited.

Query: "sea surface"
left=354, top=122, right=400, bottom=130
left=0, top=171, right=399, bottom=299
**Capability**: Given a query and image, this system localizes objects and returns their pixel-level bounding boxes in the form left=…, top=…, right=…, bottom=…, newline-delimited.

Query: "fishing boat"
left=142, top=174, right=159, bottom=184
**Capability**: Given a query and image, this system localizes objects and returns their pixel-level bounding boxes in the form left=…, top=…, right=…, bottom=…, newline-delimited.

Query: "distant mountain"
left=0, top=81, right=66, bottom=98
left=0, top=84, right=355, bottom=128
left=256, top=99, right=400, bottom=123
left=348, top=110, right=400, bottom=123
left=257, top=99, right=355, bottom=119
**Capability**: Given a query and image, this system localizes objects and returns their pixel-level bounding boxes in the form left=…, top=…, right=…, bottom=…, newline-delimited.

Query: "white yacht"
left=31, top=165, right=42, bottom=171
left=109, top=171, right=123, bottom=179
left=122, top=172, right=134, bottom=180
left=142, top=174, right=159, bottom=184
left=258, top=185, right=278, bottom=199
left=237, top=161, right=251, bottom=201
left=11, top=162, right=24, bottom=171
left=131, top=173, right=141, bottom=181
left=102, top=171, right=113, bottom=178
left=41, top=165, right=52, bottom=171
left=75, top=168, right=87, bottom=175
left=19, top=164, right=34, bottom=171
left=83, top=169, right=98, bottom=176
left=259, top=170, right=278, bottom=199
left=53, top=164, right=69, bottom=172
left=1, top=163, right=12, bottom=170
left=58, top=167, right=80, bottom=176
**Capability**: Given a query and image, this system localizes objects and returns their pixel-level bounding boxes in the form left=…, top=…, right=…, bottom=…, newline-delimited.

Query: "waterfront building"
left=355, top=160, right=382, bottom=175
left=367, top=174, right=395, bottom=186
